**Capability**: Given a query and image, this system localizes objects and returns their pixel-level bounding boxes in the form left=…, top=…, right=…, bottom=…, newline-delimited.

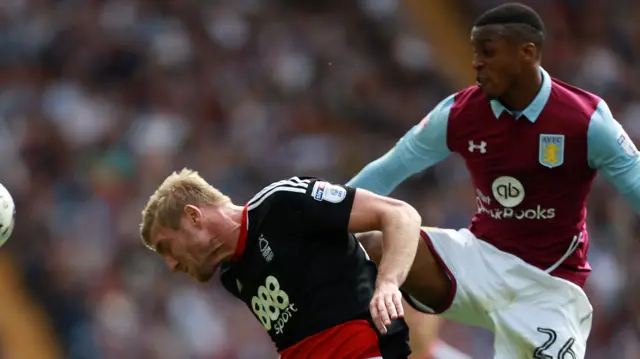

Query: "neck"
left=213, top=203, right=245, bottom=263
left=226, top=204, right=245, bottom=255
left=498, top=66, right=542, bottom=111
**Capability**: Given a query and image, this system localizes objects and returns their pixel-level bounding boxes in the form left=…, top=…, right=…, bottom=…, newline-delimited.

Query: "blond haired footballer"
left=139, top=169, right=449, bottom=359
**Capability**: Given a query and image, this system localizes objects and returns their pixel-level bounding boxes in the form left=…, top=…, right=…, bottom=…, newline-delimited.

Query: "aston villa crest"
left=539, top=134, right=565, bottom=168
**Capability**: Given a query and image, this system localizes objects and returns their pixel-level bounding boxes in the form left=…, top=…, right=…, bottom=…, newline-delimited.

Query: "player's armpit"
left=356, top=231, right=452, bottom=313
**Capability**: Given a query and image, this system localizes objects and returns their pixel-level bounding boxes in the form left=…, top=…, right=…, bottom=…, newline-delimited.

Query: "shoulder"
left=247, top=176, right=315, bottom=211
left=549, top=78, right=602, bottom=119
left=448, top=85, right=491, bottom=119
left=414, top=86, right=486, bottom=131
left=453, top=85, right=486, bottom=106
left=247, top=176, right=353, bottom=211
left=414, top=93, right=458, bottom=133
left=587, top=100, right=626, bottom=148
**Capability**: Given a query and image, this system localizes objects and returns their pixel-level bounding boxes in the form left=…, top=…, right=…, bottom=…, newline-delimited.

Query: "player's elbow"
left=350, top=189, right=421, bottom=233
left=382, top=198, right=422, bottom=229
left=401, top=201, right=422, bottom=226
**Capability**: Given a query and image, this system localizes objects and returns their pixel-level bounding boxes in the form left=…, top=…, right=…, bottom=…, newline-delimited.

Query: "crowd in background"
left=0, top=0, right=637, bottom=358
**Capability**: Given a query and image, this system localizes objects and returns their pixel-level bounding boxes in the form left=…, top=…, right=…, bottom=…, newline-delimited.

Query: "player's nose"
left=163, top=255, right=181, bottom=272
left=472, top=55, right=485, bottom=71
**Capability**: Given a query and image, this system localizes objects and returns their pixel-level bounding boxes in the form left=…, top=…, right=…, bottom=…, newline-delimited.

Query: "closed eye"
left=156, top=242, right=167, bottom=255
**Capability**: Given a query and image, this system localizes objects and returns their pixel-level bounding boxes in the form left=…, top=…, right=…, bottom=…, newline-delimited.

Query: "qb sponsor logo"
left=475, top=177, right=555, bottom=220
left=491, top=176, right=524, bottom=208
left=251, top=275, right=297, bottom=334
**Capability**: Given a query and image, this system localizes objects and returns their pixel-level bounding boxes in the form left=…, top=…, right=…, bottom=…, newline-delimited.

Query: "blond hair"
left=140, top=168, right=229, bottom=250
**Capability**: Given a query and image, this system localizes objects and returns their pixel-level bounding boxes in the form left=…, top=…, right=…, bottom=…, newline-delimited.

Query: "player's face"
left=471, top=26, right=522, bottom=99
left=151, top=213, right=218, bottom=282
left=179, top=217, right=220, bottom=282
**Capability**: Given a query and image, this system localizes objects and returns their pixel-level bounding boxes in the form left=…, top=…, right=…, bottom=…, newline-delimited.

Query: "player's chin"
left=194, top=270, right=214, bottom=283
left=479, top=84, right=500, bottom=100
left=192, top=266, right=217, bottom=283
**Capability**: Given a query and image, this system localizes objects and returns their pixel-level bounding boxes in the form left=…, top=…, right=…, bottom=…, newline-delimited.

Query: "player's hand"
left=370, top=279, right=404, bottom=334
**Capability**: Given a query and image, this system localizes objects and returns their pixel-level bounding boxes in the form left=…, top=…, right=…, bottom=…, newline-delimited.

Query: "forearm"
left=376, top=203, right=421, bottom=286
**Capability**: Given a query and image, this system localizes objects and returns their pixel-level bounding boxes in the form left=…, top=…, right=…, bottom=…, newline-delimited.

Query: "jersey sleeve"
left=587, top=100, right=640, bottom=213
left=347, top=94, right=454, bottom=195
left=264, top=177, right=357, bottom=235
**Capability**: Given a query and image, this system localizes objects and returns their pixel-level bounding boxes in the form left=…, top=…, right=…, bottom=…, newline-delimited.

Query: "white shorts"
left=412, top=227, right=593, bottom=359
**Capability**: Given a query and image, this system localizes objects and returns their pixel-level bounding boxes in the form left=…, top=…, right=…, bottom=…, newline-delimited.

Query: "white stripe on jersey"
left=357, top=241, right=370, bottom=261
left=249, top=177, right=310, bottom=204
left=247, top=177, right=310, bottom=211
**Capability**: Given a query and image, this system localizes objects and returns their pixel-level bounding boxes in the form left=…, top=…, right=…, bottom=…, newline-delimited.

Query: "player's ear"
left=184, top=205, right=203, bottom=226
left=520, top=42, right=536, bottom=62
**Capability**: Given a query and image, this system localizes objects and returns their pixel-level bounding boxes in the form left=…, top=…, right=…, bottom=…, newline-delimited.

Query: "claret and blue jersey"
left=348, top=68, right=640, bottom=287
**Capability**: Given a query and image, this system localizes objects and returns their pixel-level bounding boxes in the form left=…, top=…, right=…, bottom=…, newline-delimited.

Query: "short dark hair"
left=474, top=3, right=545, bottom=46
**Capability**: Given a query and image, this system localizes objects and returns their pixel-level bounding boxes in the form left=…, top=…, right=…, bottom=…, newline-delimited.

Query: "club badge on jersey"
left=539, top=134, right=565, bottom=168
left=311, top=181, right=347, bottom=203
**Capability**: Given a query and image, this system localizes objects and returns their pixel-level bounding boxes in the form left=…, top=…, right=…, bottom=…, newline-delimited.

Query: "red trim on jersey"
left=230, top=204, right=249, bottom=262
left=279, top=320, right=381, bottom=359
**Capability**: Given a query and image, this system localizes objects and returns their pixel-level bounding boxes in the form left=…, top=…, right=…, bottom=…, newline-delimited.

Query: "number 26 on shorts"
left=534, top=328, right=577, bottom=359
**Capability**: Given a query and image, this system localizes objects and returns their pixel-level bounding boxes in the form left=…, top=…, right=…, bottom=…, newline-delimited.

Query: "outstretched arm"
left=347, top=94, right=456, bottom=195
left=587, top=100, right=640, bottom=213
